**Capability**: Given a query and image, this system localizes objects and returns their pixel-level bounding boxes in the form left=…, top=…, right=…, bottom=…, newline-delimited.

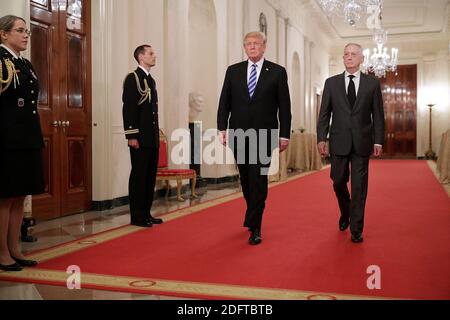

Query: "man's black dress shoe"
left=131, top=221, right=153, bottom=228
left=351, top=233, right=364, bottom=243
left=12, top=256, right=38, bottom=267
left=339, top=219, right=349, bottom=231
left=249, top=229, right=262, bottom=245
left=147, top=216, right=163, bottom=225
left=0, top=262, right=23, bottom=271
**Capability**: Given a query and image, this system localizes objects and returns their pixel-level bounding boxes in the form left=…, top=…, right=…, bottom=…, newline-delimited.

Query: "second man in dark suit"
left=122, top=45, right=163, bottom=227
left=317, top=43, right=385, bottom=243
left=217, top=32, right=292, bottom=245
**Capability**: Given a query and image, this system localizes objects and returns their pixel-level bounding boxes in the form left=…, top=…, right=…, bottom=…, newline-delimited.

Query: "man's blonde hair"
left=243, top=31, right=267, bottom=45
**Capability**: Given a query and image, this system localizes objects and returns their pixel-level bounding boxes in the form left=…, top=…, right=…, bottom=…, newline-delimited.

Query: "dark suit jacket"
left=217, top=60, right=291, bottom=140
left=0, top=46, right=44, bottom=149
left=122, top=67, right=159, bottom=148
left=317, top=72, right=385, bottom=157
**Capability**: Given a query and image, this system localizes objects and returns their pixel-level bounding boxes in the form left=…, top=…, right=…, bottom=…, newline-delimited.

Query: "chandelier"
left=361, top=2, right=399, bottom=77
left=318, top=0, right=379, bottom=26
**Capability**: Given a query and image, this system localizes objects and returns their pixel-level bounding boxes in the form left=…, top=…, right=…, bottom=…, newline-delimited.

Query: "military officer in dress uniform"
left=122, top=44, right=163, bottom=227
left=0, top=15, right=43, bottom=271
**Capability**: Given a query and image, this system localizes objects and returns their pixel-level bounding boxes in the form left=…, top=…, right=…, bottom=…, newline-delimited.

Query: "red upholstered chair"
left=156, top=130, right=198, bottom=201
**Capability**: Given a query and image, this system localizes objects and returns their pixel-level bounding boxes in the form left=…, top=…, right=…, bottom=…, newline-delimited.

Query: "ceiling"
left=312, top=0, right=450, bottom=40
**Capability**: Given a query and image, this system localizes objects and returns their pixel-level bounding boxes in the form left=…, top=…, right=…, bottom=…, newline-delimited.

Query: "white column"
left=276, top=10, right=286, bottom=66
left=308, top=41, right=316, bottom=132
left=91, top=0, right=115, bottom=201
left=303, top=36, right=311, bottom=132
left=227, top=0, right=245, bottom=64
left=164, top=0, right=190, bottom=169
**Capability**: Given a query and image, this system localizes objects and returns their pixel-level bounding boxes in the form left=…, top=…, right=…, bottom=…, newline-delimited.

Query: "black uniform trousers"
left=129, top=146, right=159, bottom=224
left=330, top=147, right=370, bottom=235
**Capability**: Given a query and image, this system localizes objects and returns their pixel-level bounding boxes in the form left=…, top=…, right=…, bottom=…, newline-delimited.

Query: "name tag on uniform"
left=18, top=98, right=25, bottom=108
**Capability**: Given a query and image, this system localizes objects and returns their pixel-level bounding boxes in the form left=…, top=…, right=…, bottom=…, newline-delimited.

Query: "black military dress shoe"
left=0, top=262, right=23, bottom=272
left=147, top=216, right=163, bottom=225
left=249, top=229, right=262, bottom=245
left=351, top=233, right=364, bottom=243
left=131, top=221, right=153, bottom=228
left=339, top=217, right=349, bottom=231
left=11, top=256, right=38, bottom=267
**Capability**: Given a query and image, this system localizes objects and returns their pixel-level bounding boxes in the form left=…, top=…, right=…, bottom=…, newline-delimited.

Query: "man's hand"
left=373, top=145, right=383, bottom=157
left=219, top=131, right=227, bottom=146
left=317, top=141, right=328, bottom=157
left=279, top=139, right=289, bottom=153
left=128, top=139, right=140, bottom=149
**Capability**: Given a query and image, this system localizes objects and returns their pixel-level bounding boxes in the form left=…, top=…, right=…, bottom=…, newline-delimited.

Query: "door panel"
left=30, top=0, right=62, bottom=220
left=380, top=65, right=417, bottom=158
left=31, top=0, right=92, bottom=220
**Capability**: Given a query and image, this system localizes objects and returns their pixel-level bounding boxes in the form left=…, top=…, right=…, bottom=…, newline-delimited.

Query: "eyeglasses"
left=12, top=28, right=32, bottom=36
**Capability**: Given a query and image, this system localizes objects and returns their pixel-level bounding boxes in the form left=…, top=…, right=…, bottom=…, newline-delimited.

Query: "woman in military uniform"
left=0, top=15, right=43, bottom=271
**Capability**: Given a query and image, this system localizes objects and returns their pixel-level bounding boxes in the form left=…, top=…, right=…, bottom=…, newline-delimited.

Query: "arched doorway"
left=188, top=0, right=218, bottom=129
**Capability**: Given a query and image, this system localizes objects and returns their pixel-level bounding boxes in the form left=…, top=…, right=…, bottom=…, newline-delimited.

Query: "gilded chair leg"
left=177, top=178, right=184, bottom=201
left=165, top=180, right=170, bottom=198
left=191, top=175, right=198, bottom=198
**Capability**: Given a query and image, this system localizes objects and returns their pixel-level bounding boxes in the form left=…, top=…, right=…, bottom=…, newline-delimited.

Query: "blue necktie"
left=248, top=64, right=257, bottom=98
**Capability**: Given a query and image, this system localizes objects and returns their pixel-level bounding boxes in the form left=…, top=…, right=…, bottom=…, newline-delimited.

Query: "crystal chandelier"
left=318, top=0, right=378, bottom=26
left=361, top=2, right=399, bottom=77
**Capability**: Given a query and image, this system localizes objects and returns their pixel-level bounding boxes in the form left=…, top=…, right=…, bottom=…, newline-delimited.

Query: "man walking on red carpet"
left=317, top=43, right=385, bottom=243
left=217, top=32, right=292, bottom=245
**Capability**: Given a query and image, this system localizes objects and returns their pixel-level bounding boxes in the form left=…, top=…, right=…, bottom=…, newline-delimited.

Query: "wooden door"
left=380, top=65, right=417, bottom=158
left=30, top=0, right=92, bottom=220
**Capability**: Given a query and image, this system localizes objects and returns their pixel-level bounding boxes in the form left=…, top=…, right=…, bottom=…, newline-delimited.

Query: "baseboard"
left=205, top=175, right=240, bottom=185
left=91, top=196, right=129, bottom=211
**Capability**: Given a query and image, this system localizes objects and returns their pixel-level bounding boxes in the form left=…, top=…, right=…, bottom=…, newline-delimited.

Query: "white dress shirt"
left=138, top=65, right=151, bottom=76
left=344, top=70, right=361, bottom=96
left=247, top=58, right=265, bottom=85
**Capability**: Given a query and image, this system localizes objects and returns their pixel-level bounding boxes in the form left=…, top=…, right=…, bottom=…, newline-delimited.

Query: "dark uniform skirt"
left=0, top=148, right=45, bottom=199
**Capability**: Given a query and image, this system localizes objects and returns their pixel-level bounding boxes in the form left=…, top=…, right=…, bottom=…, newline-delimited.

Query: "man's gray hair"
left=344, top=43, right=363, bottom=54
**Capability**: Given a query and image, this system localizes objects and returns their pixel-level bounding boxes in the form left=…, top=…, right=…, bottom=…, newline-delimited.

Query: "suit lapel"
left=251, top=60, right=270, bottom=100
left=239, top=61, right=250, bottom=100
left=339, top=72, right=352, bottom=111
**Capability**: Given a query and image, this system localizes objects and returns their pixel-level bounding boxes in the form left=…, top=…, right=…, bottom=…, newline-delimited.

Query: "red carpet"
left=5, top=161, right=450, bottom=299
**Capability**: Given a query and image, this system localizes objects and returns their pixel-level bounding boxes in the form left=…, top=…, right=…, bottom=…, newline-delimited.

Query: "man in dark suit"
left=217, top=31, right=292, bottom=245
left=122, top=45, right=163, bottom=227
left=317, top=43, right=385, bottom=243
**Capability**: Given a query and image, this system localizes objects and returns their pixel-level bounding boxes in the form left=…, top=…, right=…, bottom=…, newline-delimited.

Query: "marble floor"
left=0, top=160, right=447, bottom=300
left=0, top=181, right=242, bottom=300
